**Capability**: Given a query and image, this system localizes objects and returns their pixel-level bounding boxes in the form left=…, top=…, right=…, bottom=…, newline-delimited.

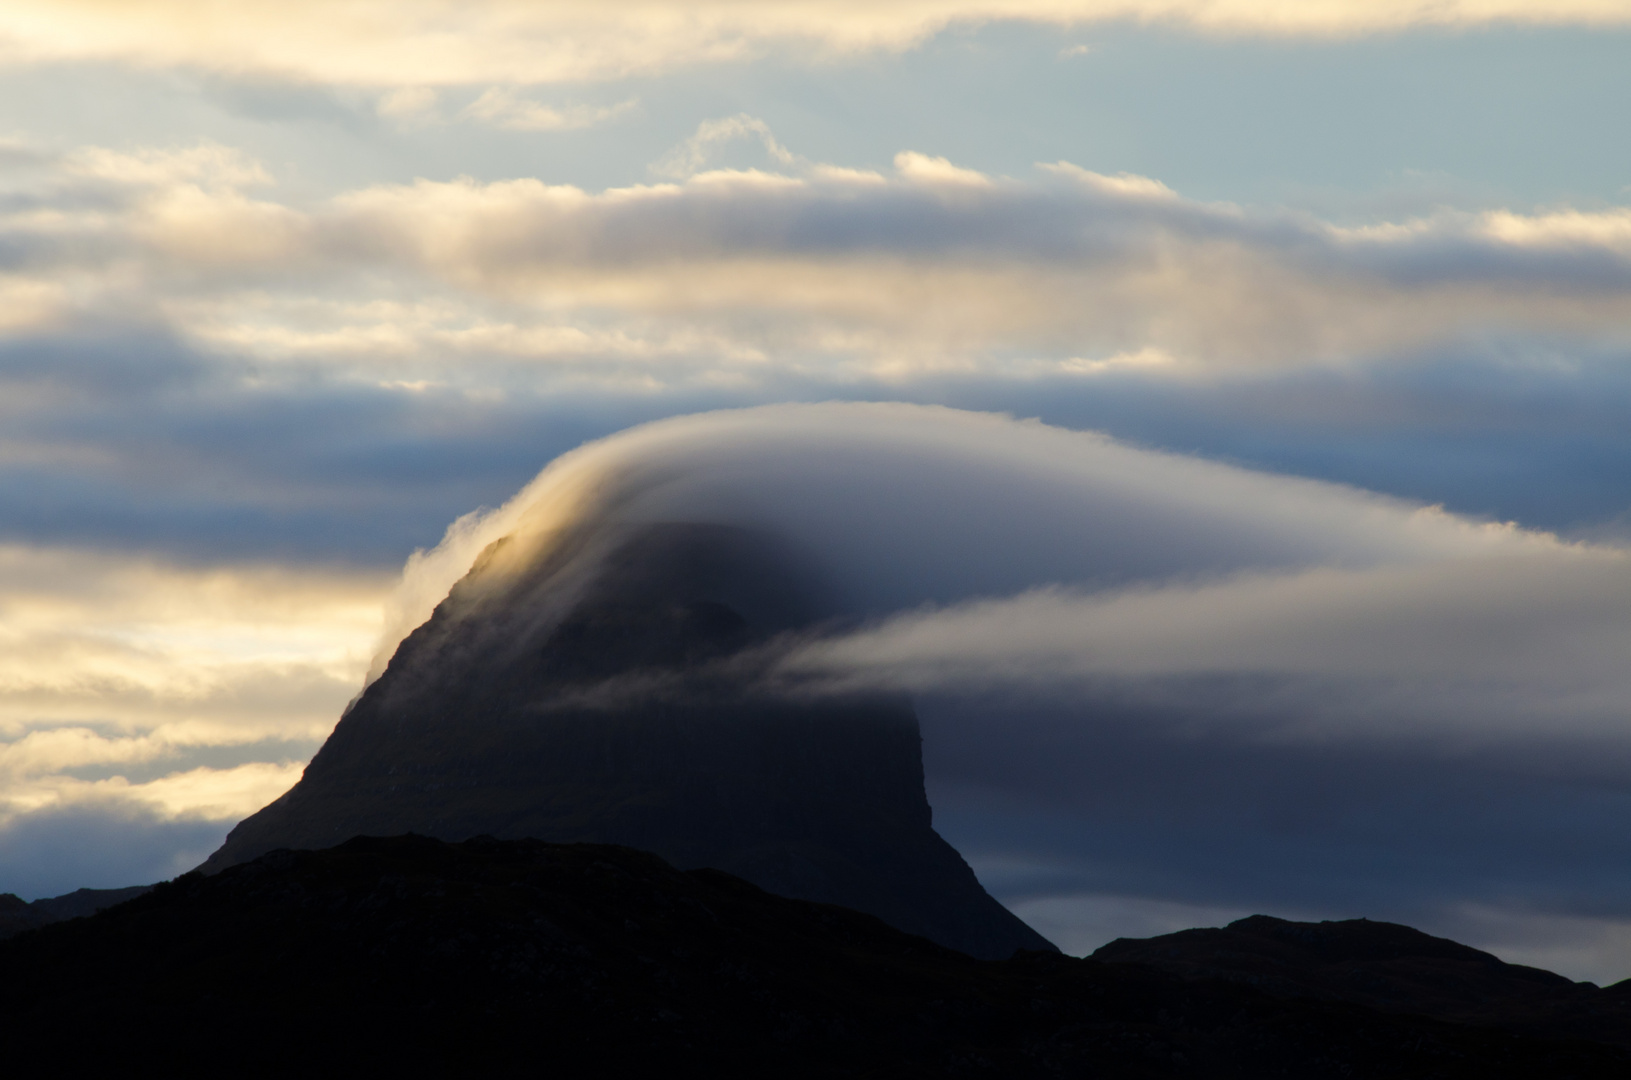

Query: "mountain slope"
left=200, top=523, right=1049, bottom=959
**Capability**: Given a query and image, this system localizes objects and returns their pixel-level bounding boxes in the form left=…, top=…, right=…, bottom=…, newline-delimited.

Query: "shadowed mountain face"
left=201, top=522, right=1051, bottom=959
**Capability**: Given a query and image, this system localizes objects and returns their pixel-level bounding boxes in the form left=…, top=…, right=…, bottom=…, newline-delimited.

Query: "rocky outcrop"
left=200, top=522, right=1050, bottom=959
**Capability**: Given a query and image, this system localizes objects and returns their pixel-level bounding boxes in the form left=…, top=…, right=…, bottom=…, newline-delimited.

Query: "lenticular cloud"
left=384, top=402, right=1624, bottom=719
left=377, top=402, right=1631, bottom=971
left=378, top=401, right=1631, bottom=735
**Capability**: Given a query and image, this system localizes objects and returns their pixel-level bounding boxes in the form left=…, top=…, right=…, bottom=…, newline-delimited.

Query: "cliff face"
left=201, top=522, right=1052, bottom=959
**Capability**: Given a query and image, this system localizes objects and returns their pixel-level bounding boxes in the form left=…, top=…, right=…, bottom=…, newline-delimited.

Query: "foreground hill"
left=1, top=834, right=1625, bottom=1077
left=1094, top=914, right=1631, bottom=1051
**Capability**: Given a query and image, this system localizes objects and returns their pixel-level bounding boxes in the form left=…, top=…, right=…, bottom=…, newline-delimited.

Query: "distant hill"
left=0, top=884, right=151, bottom=939
left=3, top=834, right=1626, bottom=1077
left=1093, top=913, right=1631, bottom=1052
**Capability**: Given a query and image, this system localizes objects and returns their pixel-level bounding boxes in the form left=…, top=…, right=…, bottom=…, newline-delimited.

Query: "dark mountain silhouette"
left=3, top=834, right=1626, bottom=1077
left=199, top=522, right=1050, bottom=959
left=0, top=885, right=151, bottom=940
left=1093, top=914, right=1631, bottom=1051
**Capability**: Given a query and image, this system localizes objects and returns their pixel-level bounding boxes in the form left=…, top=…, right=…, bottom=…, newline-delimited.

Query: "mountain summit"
left=201, top=521, right=1051, bottom=959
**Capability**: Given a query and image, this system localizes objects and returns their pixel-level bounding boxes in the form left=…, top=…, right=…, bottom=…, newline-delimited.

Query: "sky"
left=2, top=1, right=1630, bottom=980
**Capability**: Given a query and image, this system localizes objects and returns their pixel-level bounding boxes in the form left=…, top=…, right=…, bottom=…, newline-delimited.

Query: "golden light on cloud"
left=0, top=544, right=392, bottom=829
left=1, top=761, right=308, bottom=825
left=8, top=135, right=1631, bottom=389
left=0, top=2, right=1626, bottom=87
left=115, top=761, right=309, bottom=820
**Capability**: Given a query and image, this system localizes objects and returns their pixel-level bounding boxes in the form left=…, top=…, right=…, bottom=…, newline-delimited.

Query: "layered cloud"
left=784, top=553, right=1631, bottom=735
left=0, top=543, right=390, bottom=894
left=5, top=135, right=1630, bottom=392
left=2, top=2, right=1627, bottom=88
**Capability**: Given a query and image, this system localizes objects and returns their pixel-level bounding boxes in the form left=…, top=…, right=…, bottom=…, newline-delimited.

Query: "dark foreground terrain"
left=0, top=883, right=150, bottom=938
left=1095, top=914, right=1631, bottom=1053
left=2, top=835, right=1626, bottom=1078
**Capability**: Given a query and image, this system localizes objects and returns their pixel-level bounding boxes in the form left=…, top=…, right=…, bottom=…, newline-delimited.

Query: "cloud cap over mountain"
left=308, top=402, right=1631, bottom=981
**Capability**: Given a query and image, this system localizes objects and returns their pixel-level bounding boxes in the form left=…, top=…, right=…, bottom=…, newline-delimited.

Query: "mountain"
left=1093, top=914, right=1631, bottom=1050
left=3, top=834, right=1624, bottom=1077
left=198, top=522, right=1049, bottom=959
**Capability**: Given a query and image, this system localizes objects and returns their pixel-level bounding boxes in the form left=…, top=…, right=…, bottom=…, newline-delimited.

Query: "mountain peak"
left=200, top=522, right=1051, bottom=959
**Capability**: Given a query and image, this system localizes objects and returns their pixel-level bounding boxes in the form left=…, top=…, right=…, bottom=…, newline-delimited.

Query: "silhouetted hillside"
left=1, top=835, right=1625, bottom=1077
left=1093, top=913, right=1631, bottom=1051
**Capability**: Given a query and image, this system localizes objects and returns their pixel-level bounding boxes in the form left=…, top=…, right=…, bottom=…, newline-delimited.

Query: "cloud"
left=1, top=3, right=1626, bottom=88
left=8, top=136, right=1628, bottom=390
left=461, top=88, right=637, bottom=132
left=219, top=165, right=1631, bottom=372
left=0, top=758, right=301, bottom=898
left=379, top=402, right=1627, bottom=715
left=3, top=144, right=1631, bottom=565
left=781, top=552, right=1631, bottom=737
left=368, top=402, right=1631, bottom=979
left=891, top=151, right=994, bottom=188
left=0, top=541, right=387, bottom=892
left=651, top=114, right=800, bottom=179
left=376, top=86, right=438, bottom=122
left=0, top=797, right=228, bottom=898
left=0, top=543, right=386, bottom=721
left=61, top=141, right=272, bottom=190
